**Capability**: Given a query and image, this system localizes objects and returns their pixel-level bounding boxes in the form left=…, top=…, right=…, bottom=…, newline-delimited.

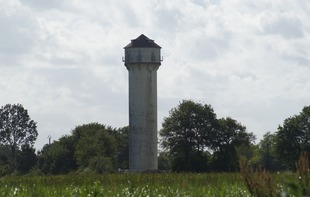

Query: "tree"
left=160, top=100, right=256, bottom=172
left=16, top=144, right=37, bottom=174
left=114, top=126, right=129, bottom=170
left=37, top=123, right=128, bottom=174
left=72, top=123, right=118, bottom=172
left=37, top=135, right=77, bottom=174
left=158, top=151, right=170, bottom=170
left=210, top=117, right=255, bottom=171
left=258, top=132, right=281, bottom=171
left=0, top=104, right=38, bottom=170
left=0, top=145, right=11, bottom=175
left=275, top=106, right=310, bottom=169
left=160, top=100, right=218, bottom=172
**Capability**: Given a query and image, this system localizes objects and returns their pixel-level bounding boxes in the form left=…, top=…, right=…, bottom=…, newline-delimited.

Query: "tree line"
left=0, top=101, right=309, bottom=175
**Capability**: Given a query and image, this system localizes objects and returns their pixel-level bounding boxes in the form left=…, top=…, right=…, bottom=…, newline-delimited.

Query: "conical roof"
left=124, top=34, right=161, bottom=48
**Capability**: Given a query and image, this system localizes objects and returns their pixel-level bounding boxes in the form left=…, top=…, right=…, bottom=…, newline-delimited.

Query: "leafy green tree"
left=160, top=100, right=217, bottom=172
left=258, top=132, right=282, bottom=171
left=0, top=144, right=36, bottom=175
left=72, top=123, right=118, bottom=172
left=38, top=123, right=127, bottom=174
left=0, top=104, right=38, bottom=170
left=0, top=145, right=11, bottom=175
left=210, top=117, right=255, bottom=171
left=37, top=135, right=78, bottom=174
left=16, top=144, right=37, bottom=174
left=237, top=143, right=260, bottom=167
left=158, top=151, right=170, bottom=170
left=114, top=126, right=129, bottom=170
left=275, top=106, right=310, bottom=169
left=0, top=145, right=10, bottom=165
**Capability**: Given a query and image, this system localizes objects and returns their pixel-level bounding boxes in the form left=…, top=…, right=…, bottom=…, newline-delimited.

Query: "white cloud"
left=0, top=0, right=309, bottom=149
left=21, top=0, right=64, bottom=11
left=260, top=12, right=304, bottom=39
left=0, top=2, right=36, bottom=66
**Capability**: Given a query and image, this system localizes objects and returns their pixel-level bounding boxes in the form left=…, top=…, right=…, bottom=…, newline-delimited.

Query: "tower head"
left=123, top=34, right=161, bottom=68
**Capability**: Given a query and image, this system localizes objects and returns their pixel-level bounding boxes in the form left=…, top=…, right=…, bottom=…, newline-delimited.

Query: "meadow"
left=0, top=173, right=251, bottom=196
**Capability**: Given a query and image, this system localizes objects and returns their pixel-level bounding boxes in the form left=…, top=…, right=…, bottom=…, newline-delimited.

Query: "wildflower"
left=13, top=187, right=19, bottom=196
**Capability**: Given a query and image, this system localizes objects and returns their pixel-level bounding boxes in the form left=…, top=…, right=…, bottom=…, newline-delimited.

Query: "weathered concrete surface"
left=124, top=34, right=161, bottom=171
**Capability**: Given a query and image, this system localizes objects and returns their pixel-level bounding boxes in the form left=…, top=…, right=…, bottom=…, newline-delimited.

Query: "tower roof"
left=124, top=34, right=161, bottom=49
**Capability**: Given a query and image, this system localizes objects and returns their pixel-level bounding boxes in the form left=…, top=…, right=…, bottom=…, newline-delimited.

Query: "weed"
left=0, top=173, right=249, bottom=196
left=296, top=151, right=310, bottom=196
left=240, top=158, right=277, bottom=197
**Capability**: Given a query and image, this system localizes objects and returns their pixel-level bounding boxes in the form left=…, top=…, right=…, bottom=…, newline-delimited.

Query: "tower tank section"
left=123, top=34, right=162, bottom=171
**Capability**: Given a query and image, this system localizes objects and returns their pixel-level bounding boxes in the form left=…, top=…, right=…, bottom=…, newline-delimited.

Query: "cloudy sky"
left=1, top=0, right=310, bottom=150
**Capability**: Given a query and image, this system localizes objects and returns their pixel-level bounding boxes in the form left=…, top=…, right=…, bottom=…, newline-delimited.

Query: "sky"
left=1, top=0, right=310, bottom=150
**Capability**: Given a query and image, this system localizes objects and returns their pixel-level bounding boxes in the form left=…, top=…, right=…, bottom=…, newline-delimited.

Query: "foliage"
left=240, top=158, right=277, bottom=197
left=5, top=170, right=310, bottom=196
left=295, top=151, right=310, bottom=196
left=73, top=123, right=118, bottom=171
left=37, top=135, right=77, bottom=174
left=275, top=106, right=310, bottom=169
left=114, top=126, right=129, bottom=170
left=0, top=144, right=37, bottom=176
left=160, top=100, right=254, bottom=172
left=16, top=145, right=37, bottom=174
left=89, top=156, right=113, bottom=173
left=240, top=151, right=310, bottom=197
left=237, top=144, right=259, bottom=167
left=0, top=173, right=250, bottom=196
left=257, top=132, right=282, bottom=171
left=0, top=104, right=38, bottom=171
left=0, top=145, right=10, bottom=165
left=37, top=123, right=129, bottom=174
left=160, top=100, right=217, bottom=172
left=0, top=145, right=11, bottom=176
left=157, top=151, right=170, bottom=170
left=211, top=117, right=255, bottom=171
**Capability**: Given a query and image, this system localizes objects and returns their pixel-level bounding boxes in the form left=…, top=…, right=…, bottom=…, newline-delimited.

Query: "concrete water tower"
left=123, top=34, right=162, bottom=171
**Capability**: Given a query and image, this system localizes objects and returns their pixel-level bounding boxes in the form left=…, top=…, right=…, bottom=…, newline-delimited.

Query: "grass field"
left=0, top=173, right=251, bottom=196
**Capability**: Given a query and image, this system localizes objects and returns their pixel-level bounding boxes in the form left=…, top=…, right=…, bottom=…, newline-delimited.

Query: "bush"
left=89, top=156, right=113, bottom=173
left=240, top=152, right=310, bottom=196
left=0, top=164, right=11, bottom=177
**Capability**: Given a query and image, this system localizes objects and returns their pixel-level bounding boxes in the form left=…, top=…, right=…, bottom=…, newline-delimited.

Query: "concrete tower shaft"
left=124, top=34, right=161, bottom=171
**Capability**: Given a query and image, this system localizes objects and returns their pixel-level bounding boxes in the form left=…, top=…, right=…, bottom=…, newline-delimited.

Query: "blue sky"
left=1, top=0, right=310, bottom=150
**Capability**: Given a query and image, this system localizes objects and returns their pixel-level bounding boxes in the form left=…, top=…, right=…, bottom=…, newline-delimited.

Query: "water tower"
left=123, top=34, right=162, bottom=171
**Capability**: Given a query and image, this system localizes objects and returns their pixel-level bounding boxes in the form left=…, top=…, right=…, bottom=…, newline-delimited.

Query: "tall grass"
left=240, top=152, right=310, bottom=197
left=240, top=159, right=277, bottom=197
left=0, top=173, right=250, bottom=196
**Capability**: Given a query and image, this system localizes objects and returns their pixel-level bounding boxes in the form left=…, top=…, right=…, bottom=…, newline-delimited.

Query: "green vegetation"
left=1, top=102, right=310, bottom=196
left=0, top=173, right=249, bottom=196
left=160, top=100, right=255, bottom=172
left=1, top=169, right=310, bottom=196
left=1, top=102, right=310, bottom=175
left=275, top=106, right=310, bottom=170
left=240, top=152, right=310, bottom=196
left=0, top=104, right=38, bottom=173
left=36, top=123, right=129, bottom=174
